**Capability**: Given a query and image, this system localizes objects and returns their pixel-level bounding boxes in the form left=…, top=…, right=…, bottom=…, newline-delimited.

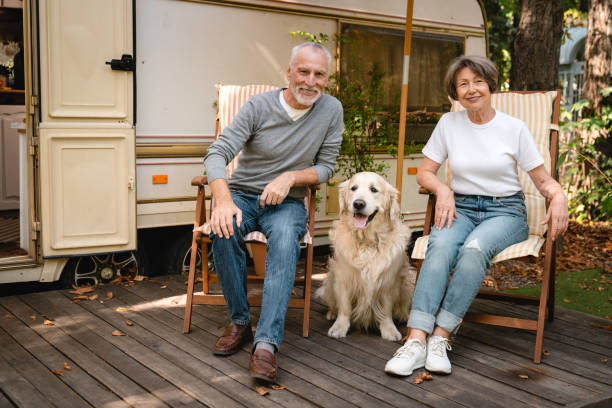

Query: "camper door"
left=38, top=0, right=136, bottom=257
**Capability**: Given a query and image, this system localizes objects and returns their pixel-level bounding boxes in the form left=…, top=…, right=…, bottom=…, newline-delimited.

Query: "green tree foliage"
left=291, top=30, right=397, bottom=178
left=559, top=88, right=612, bottom=222
left=482, top=0, right=517, bottom=89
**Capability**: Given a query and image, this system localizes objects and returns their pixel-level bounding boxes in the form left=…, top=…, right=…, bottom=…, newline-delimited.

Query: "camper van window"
left=340, top=23, right=463, bottom=113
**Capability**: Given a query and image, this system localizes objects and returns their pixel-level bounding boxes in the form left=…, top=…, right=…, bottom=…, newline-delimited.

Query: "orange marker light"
left=407, top=167, right=418, bottom=175
left=152, top=175, right=168, bottom=184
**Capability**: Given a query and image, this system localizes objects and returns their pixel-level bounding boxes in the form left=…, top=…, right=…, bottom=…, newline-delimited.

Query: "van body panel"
left=37, top=0, right=136, bottom=257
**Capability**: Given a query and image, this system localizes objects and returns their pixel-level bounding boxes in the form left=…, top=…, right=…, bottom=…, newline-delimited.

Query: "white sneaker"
left=425, top=336, right=452, bottom=374
left=384, top=339, right=426, bottom=376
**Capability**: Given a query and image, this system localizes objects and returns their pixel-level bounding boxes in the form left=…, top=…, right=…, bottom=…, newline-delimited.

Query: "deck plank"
left=0, top=300, right=130, bottom=408
left=37, top=290, right=252, bottom=408
left=119, top=281, right=398, bottom=408
left=0, top=352, right=52, bottom=408
left=86, top=285, right=318, bottom=408
left=21, top=292, right=206, bottom=408
left=0, top=273, right=610, bottom=408
left=0, top=388, right=16, bottom=408
left=3, top=295, right=170, bottom=408
left=0, top=325, right=91, bottom=408
left=465, top=301, right=612, bottom=382
left=286, top=305, right=559, bottom=408
left=306, top=305, right=581, bottom=406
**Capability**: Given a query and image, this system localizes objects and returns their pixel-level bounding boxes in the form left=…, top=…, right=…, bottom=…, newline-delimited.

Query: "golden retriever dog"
left=317, top=172, right=416, bottom=341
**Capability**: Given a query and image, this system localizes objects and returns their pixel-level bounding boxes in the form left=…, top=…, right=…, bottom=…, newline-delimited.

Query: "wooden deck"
left=0, top=274, right=610, bottom=408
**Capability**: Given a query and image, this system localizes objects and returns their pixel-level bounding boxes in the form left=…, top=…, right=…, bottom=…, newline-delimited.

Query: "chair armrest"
left=419, top=187, right=433, bottom=195
left=191, top=175, right=209, bottom=186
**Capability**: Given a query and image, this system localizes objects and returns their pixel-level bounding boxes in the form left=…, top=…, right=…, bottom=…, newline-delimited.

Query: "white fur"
left=317, top=172, right=416, bottom=341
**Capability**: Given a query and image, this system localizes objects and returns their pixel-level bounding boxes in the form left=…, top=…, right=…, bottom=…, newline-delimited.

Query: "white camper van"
left=0, top=0, right=487, bottom=285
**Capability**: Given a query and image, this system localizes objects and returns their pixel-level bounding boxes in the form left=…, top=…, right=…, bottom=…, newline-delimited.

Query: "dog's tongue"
left=354, top=214, right=368, bottom=229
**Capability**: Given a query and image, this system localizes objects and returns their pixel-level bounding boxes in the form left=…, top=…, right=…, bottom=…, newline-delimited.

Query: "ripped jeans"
left=408, top=191, right=528, bottom=334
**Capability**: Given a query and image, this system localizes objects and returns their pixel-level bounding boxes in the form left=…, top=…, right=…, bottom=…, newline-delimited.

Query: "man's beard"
left=291, top=85, right=321, bottom=107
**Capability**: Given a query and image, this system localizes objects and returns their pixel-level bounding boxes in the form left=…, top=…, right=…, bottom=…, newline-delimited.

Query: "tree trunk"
left=510, top=0, right=564, bottom=90
left=583, top=0, right=612, bottom=114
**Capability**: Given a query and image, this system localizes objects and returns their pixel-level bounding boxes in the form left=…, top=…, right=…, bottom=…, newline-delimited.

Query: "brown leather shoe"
left=249, top=348, right=277, bottom=382
left=212, top=323, right=253, bottom=356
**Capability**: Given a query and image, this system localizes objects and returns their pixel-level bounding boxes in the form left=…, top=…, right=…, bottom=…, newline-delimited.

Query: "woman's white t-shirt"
left=422, top=109, right=544, bottom=197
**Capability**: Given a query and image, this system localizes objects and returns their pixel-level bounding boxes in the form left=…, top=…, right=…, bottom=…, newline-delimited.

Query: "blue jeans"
left=211, top=189, right=308, bottom=349
left=409, top=192, right=528, bottom=334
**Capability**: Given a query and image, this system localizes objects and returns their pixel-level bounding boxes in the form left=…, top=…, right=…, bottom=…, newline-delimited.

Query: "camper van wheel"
left=164, top=233, right=214, bottom=276
left=64, top=251, right=142, bottom=287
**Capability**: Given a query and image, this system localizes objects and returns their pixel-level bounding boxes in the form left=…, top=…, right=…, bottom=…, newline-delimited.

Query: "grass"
left=505, top=269, right=612, bottom=318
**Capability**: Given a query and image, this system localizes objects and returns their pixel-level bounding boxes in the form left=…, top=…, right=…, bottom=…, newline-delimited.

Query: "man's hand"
left=209, top=178, right=241, bottom=239
left=210, top=199, right=242, bottom=239
left=260, top=172, right=295, bottom=207
left=434, top=185, right=457, bottom=230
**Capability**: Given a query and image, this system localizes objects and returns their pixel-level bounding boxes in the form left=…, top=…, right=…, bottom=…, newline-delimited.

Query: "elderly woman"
left=385, top=55, right=568, bottom=376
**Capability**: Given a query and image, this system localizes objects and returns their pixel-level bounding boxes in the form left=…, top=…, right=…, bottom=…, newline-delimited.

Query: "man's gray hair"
left=289, top=42, right=332, bottom=69
left=444, top=55, right=499, bottom=101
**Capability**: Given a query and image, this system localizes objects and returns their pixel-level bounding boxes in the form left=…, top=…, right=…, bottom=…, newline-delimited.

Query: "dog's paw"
left=327, top=319, right=350, bottom=338
left=380, top=323, right=402, bottom=341
left=326, top=310, right=337, bottom=320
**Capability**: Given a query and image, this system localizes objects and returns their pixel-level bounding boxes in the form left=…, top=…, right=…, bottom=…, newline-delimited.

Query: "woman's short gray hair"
left=444, top=55, right=499, bottom=100
left=289, top=42, right=332, bottom=69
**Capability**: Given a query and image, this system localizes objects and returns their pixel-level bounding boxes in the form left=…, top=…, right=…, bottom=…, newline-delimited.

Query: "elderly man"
left=204, top=42, right=343, bottom=382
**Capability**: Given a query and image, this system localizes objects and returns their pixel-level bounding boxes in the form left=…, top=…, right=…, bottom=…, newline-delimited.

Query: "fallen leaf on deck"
left=602, top=359, right=607, bottom=364
left=29, top=315, right=36, bottom=321
left=160, top=285, right=168, bottom=289
left=562, top=298, right=572, bottom=303
left=105, top=292, right=114, bottom=300
left=133, top=275, right=146, bottom=281
left=413, top=372, right=432, bottom=384
left=125, top=319, right=134, bottom=326
left=255, top=386, right=269, bottom=396
left=52, top=369, right=64, bottom=376
left=542, top=349, right=551, bottom=356
left=72, top=295, right=89, bottom=301
left=112, top=330, right=126, bottom=336
left=63, top=362, right=72, bottom=371
left=115, top=307, right=129, bottom=313
left=591, top=323, right=612, bottom=330
left=171, top=299, right=178, bottom=304
left=88, top=294, right=99, bottom=301
left=4, top=314, right=12, bottom=319
left=109, top=277, right=123, bottom=285
left=43, top=320, right=54, bottom=326
left=271, top=384, right=286, bottom=390
left=69, top=287, right=94, bottom=295
left=518, top=374, right=529, bottom=379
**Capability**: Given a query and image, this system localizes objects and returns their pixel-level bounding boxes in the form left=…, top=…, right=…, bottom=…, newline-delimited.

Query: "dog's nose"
left=353, top=199, right=366, bottom=210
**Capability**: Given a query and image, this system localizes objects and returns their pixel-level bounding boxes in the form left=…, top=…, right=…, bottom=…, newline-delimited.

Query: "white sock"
left=255, top=341, right=276, bottom=354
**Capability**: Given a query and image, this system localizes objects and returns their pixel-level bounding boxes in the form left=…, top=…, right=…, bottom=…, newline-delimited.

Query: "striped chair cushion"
left=198, top=84, right=312, bottom=247
left=411, top=234, right=544, bottom=262
left=412, top=91, right=557, bottom=262
left=216, top=84, right=279, bottom=178
left=194, top=223, right=313, bottom=245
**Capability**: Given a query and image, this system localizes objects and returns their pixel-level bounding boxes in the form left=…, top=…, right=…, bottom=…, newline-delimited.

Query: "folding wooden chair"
left=183, top=84, right=316, bottom=337
left=411, top=90, right=561, bottom=363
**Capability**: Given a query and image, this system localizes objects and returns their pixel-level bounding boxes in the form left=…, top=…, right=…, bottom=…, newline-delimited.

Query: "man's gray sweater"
left=204, top=89, right=344, bottom=198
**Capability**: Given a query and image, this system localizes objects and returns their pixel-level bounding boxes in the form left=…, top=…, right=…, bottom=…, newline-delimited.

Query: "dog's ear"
left=387, top=184, right=401, bottom=221
left=338, top=179, right=350, bottom=214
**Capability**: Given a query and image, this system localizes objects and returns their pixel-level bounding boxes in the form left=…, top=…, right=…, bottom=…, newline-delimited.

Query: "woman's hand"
left=528, top=165, right=569, bottom=241
left=542, top=191, right=568, bottom=241
left=434, top=185, right=457, bottom=230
